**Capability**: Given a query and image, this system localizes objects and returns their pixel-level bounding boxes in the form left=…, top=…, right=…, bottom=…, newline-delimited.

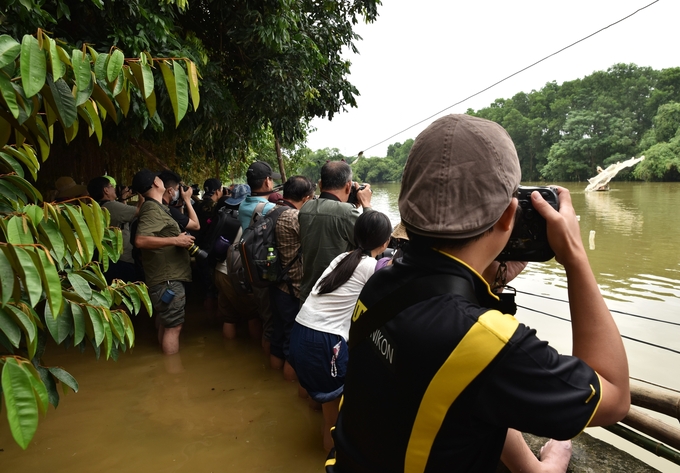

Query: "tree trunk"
left=275, top=136, right=287, bottom=182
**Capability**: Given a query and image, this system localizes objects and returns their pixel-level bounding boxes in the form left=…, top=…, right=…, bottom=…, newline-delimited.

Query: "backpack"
left=230, top=202, right=300, bottom=291
left=201, top=206, right=241, bottom=263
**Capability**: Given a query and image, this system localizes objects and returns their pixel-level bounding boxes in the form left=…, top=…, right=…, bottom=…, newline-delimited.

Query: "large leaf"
left=38, top=215, right=65, bottom=264
left=20, top=35, right=46, bottom=98
left=185, top=59, right=200, bottom=112
left=75, top=71, right=95, bottom=107
left=44, top=302, right=72, bottom=344
left=71, top=49, right=92, bottom=97
left=159, top=60, right=188, bottom=127
left=1, top=358, right=39, bottom=449
left=67, top=272, right=92, bottom=302
left=83, top=99, right=103, bottom=145
left=47, top=75, right=77, bottom=129
left=13, top=247, right=42, bottom=308
left=64, top=205, right=93, bottom=262
left=79, top=201, right=103, bottom=260
left=47, top=367, right=78, bottom=393
left=86, top=306, right=105, bottom=346
left=0, top=35, right=21, bottom=69
left=129, top=61, right=154, bottom=99
left=4, top=175, right=42, bottom=203
left=3, top=145, right=39, bottom=180
left=47, top=37, right=65, bottom=80
left=57, top=211, right=81, bottom=263
left=0, top=249, right=15, bottom=306
left=0, top=151, right=24, bottom=177
left=3, top=304, right=36, bottom=349
left=91, top=82, right=117, bottom=123
left=0, top=71, right=20, bottom=119
left=124, top=285, right=141, bottom=314
left=36, top=248, right=63, bottom=317
left=6, top=215, right=34, bottom=245
left=0, top=307, right=21, bottom=347
left=106, top=49, right=124, bottom=84
left=70, top=303, right=85, bottom=345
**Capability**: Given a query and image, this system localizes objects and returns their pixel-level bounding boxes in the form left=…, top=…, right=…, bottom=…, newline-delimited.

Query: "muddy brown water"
left=0, top=305, right=327, bottom=472
left=2, top=181, right=679, bottom=472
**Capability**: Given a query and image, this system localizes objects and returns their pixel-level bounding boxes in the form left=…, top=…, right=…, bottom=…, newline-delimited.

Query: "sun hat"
left=399, top=114, right=521, bottom=239
left=55, top=176, right=88, bottom=199
left=225, top=184, right=250, bottom=205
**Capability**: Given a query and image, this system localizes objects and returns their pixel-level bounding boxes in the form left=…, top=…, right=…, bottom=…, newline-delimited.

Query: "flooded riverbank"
left=0, top=302, right=327, bottom=472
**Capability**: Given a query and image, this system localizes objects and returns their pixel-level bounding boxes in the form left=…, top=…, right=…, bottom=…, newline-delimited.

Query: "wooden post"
left=621, top=407, right=680, bottom=451
left=630, top=378, right=680, bottom=422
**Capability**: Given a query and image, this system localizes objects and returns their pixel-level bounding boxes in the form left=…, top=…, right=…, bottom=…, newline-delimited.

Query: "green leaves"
left=1, top=358, right=45, bottom=449
left=0, top=29, right=201, bottom=452
left=20, top=35, right=45, bottom=98
left=0, top=35, right=21, bottom=69
left=160, top=60, right=189, bottom=127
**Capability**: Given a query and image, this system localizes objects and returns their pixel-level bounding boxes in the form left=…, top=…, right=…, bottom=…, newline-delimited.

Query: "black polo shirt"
left=330, top=245, right=601, bottom=473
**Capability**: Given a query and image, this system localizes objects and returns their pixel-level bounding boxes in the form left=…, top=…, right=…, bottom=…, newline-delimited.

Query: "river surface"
left=1, top=181, right=678, bottom=472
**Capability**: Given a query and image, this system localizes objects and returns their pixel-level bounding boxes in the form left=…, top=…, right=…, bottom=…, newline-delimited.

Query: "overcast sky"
left=306, top=0, right=678, bottom=157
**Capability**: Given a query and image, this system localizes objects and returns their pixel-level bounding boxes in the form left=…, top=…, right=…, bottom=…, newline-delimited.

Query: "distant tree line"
left=303, top=64, right=680, bottom=183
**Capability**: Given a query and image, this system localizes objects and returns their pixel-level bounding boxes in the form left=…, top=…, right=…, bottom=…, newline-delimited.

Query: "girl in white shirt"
left=289, top=210, right=392, bottom=452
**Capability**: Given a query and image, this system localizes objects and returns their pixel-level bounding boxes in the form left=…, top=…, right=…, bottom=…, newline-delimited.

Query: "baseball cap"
left=225, top=184, right=250, bottom=205
left=246, top=161, right=281, bottom=181
left=131, top=169, right=160, bottom=195
left=103, top=175, right=117, bottom=187
left=399, top=114, right=521, bottom=239
left=158, top=170, right=182, bottom=185
left=203, top=178, right=222, bottom=196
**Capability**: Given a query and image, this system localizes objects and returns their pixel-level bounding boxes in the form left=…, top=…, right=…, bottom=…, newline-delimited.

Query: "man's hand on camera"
left=180, top=185, right=193, bottom=203
left=356, top=183, right=372, bottom=208
left=175, top=232, right=195, bottom=249
left=532, top=186, right=585, bottom=268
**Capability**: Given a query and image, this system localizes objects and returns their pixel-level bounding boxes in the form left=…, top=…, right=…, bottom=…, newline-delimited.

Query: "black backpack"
left=201, top=206, right=241, bottom=263
left=231, top=203, right=300, bottom=291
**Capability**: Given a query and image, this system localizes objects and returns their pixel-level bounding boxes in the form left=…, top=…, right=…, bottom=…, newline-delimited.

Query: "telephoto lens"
left=187, top=243, right=209, bottom=260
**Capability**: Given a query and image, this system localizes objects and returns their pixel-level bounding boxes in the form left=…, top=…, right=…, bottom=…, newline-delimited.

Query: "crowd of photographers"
left=80, top=160, right=374, bottom=359
left=69, top=114, right=630, bottom=473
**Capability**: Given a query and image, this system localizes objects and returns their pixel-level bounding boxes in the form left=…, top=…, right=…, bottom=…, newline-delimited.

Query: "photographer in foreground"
left=328, top=115, right=629, bottom=473
left=132, top=169, right=194, bottom=355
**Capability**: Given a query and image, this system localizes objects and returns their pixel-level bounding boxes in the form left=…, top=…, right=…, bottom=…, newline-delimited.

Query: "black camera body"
left=498, top=186, right=559, bottom=262
left=347, top=183, right=366, bottom=206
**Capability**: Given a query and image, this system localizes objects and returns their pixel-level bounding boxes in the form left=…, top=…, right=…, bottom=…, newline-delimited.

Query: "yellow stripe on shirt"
left=404, top=310, right=519, bottom=473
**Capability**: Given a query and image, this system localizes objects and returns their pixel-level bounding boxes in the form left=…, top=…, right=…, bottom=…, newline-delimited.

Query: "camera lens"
left=187, top=243, right=209, bottom=260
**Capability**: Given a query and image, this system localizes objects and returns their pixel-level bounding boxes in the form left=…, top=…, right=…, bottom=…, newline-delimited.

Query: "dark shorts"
left=214, top=271, right=259, bottom=324
left=269, top=286, right=300, bottom=360
left=149, top=281, right=186, bottom=328
left=288, top=322, right=347, bottom=403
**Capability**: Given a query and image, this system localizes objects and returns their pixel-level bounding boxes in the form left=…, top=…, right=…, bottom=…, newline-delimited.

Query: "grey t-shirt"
left=102, top=200, right=137, bottom=264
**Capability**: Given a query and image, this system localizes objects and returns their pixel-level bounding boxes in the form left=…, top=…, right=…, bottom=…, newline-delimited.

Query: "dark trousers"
left=269, top=286, right=300, bottom=360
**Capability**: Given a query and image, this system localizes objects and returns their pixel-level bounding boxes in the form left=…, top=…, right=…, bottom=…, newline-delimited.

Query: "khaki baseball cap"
left=399, top=114, right=521, bottom=239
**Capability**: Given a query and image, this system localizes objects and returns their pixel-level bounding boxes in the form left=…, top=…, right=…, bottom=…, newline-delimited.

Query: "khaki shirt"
left=136, top=199, right=191, bottom=287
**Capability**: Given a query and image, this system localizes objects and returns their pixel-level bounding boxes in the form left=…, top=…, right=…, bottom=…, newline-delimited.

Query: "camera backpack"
left=201, top=206, right=241, bottom=263
left=230, top=202, right=299, bottom=292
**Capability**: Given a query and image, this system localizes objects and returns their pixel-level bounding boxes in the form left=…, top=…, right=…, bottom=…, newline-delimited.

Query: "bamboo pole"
left=621, top=407, right=680, bottom=451
left=630, top=378, right=680, bottom=422
left=604, top=423, right=680, bottom=466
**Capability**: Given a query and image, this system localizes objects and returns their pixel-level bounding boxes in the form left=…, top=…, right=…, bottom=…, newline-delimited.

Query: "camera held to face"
left=347, top=182, right=367, bottom=206
left=498, top=186, right=559, bottom=262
